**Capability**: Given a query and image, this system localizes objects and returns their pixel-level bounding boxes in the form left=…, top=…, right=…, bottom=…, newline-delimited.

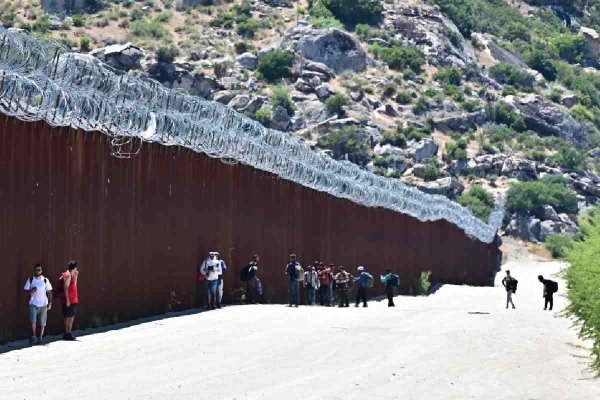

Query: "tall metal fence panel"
left=0, top=115, right=500, bottom=343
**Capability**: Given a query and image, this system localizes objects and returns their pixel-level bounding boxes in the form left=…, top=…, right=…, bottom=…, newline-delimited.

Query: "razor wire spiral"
left=0, top=27, right=504, bottom=243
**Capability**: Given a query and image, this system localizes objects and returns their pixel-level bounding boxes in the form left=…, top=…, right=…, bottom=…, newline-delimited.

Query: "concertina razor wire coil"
left=0, top=27, right=504, bottom=244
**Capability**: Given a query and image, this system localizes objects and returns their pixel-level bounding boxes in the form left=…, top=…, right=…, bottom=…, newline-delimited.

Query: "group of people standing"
left=501, top=270, right=559, bottom=310
left=284, top=254, right=400, bottom=308
left=23, top=261, right=79, bottom=345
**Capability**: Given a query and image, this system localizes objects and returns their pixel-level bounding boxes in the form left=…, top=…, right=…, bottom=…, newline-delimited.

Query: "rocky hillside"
left=2, top=0, right=600, bottom=246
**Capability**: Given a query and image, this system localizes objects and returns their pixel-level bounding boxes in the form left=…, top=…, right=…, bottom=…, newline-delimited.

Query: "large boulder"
left=236, top=52, right=258, bottom=70
left=465, top=154, right=506, bottom=177
left=415, top=177, right=464, bottom=200
left=41, top=0, right=86, bottom=14
left=579, top=27, right=599, bottom=68
left=432, top=111, right=487, bottom=133
left=505, top=213, right=542, bottom=243
left=270, top=106, right=291, bottom=131
left=90, top=43, right=144, bottom=72
left=407, top=139, right=438, bottom=162
left=148, top=63, right=222, bottom=98
left=501, top=156, right=538, bottom=181
left=385, top=4, right=476, bottom=68
left=283, top=26, right=368, bottom=73
left=504, top=94, right=589, bottom=147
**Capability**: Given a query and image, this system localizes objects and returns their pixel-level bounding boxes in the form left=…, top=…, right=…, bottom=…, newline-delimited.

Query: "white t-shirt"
left=201, top=259, right=222, bottom=281
left=23, top=276, right=53, bottom=307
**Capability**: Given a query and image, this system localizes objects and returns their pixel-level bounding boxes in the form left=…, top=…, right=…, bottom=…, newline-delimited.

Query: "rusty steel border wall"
left=0, top=115, right=501, bottom=343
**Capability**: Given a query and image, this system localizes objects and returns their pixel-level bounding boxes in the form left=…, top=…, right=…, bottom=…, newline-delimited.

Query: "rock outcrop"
left=90, top=43, right=144, bottom=72
left=41, top=0, right=86, bottom=14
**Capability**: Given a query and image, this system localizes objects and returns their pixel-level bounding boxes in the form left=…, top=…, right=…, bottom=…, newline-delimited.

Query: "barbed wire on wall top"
left=0, top=27, right=504, bottom=244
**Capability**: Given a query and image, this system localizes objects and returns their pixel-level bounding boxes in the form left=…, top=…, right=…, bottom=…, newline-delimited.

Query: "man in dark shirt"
left=285, top=254, right=301, bottom=307
left=538, top=275, right=554, bottom=311
left=501, top=270, right=517, bottom=309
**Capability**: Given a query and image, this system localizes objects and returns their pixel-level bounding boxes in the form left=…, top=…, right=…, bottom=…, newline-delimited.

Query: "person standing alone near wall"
left=23, top=263, right=53, bottom=344
left=56, top=261, right=79, bottom=341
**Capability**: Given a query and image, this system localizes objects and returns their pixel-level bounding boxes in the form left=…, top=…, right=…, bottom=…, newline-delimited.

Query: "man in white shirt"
left=199, top=253, right=222, bottom=310
left=23, top=263, right=53, bottom=345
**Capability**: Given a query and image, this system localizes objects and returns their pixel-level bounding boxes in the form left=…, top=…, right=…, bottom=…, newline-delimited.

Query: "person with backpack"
left=241, top=255, right=260, bottom=304
left=334, top=266, right=351, bottom=308
left=538, top=275, right=558, bottom=311
left=285, top=254, right=301, bottom=307
left=214, top=251, right=227, bottom=308
left=57, top=261, right=79, bottom=341
left=380, top=268, right=399, bottom=307
left=200, top=252, right=222, bottom=310
left=304, top=265, right=319, bottom=305
left=354, top=266, right=372, bottom=307
left=23, top=263, right=53, bottom=344
left=501, top=270, right=517, bottom=309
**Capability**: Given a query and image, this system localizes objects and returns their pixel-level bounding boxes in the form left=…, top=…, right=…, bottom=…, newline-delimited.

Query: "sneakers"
left=62, top=333, right=76, bottom=341
left=37, top=337, right=44, bottom=345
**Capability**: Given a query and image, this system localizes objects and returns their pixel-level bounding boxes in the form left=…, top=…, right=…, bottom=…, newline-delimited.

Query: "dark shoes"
left=62, top=333, right=76, bottom=341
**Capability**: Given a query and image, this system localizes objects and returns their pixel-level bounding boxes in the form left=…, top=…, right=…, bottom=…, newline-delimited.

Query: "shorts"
left=62, top=304, right=77, bottom=318
left=206, top=280, right=218, bottom=296
left=29, top=305, right=48, bottom=326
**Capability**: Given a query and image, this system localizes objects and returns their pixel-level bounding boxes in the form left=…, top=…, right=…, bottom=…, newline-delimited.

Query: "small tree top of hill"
left=321, top=0, right=383, bottom=25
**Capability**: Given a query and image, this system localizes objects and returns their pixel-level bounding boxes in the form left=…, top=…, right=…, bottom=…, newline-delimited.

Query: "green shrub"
left=254, top=108, right=272, bottom=125
left=373, top=44, right=425, bottom=74
left=156, top=46, right=179, bottom=63
left=130, top=20, right=169, bottom=38
left=72, top=14, right=86, bottom=27
left=489, top=63, right=535, bottom=90
left=318, top=126, right=370, bottom=166
left=395, top=90, right=413, bottom=105
left=271, top=86, right=295, bottom=114
left=155, top=12, right=172, bottom=23
left=462, top=99, right=481, bottom=112
left=309, top=3, right=343, bottom=29
left=443, top=139, right=468, bottom=163
left=503, top=21, right=530, bottom=41
left=432, top=0, right=474, bottom=36
left=458, top=186, right=495, bottom=222
left=525, top=48, right=558, bottom=81
left=354, top=23, right=371, bottom=39
left=234, top=41, right=253, bottom=55
left=213, top=62, right=230, bottom=78
left=33, top=14, right=52, bottom=33
left=545, top=234, right=574, bottom=258
left=506, top=180, right=578, bottom=217
left=413, top=96, right=431, bottom=115
left=416, top=271, right=432, bottom=295
left=550, top=147, right=588, bottom=173
left=564, top=207, right=600, bottom=374
left=381, top=129, right=407, bottom=147
left=257, top=49, right=293, bottom=82
left=422, top=159, right=441, bottom=182
left=434, top=66, right=462, bottom=87
left=322, top=0, right=383, bottom=25
left=487, top=102, right=527, bottom=132
left=80, top=36, right=91, bottom=52
left=324, top=93, right=349, bottom=114
left=552, top=34, right=588, bottom=64
left=237, top=18, right=260, bottom=37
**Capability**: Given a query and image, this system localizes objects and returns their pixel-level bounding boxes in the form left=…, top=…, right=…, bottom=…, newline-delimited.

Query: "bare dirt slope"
left=1, top=252, right=599, bottom=399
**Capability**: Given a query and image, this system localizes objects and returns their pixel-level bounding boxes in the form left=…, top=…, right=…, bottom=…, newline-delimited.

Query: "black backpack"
left=389, top=274, right=400, bottom=288
left=240, top=265, right=251, bottom=282
left=30, top=276, right=48, bottom=285
left=548, top=280, right=559, bottom=293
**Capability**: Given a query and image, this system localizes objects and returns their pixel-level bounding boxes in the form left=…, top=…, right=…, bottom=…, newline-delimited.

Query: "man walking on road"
left=24, top=263, right=53, bottom=344
left=380, top=268, right=398, bottom=307
left=285, top=254, right=301, bottom=307
left=501, top=270, right=517, bottom=309
left=58, top=261, right=79, bottom=341
left=538, top=275, right=556, bottom=311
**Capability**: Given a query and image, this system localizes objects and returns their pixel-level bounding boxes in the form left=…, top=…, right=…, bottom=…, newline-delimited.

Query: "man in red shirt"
left=59, top=261, right=79, bottom=341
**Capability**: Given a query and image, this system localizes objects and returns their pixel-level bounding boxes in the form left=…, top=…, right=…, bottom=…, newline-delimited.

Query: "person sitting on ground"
left=538, top=275, right=556, bottom=311
left=380, top=268, right=398, bottom=307
left=24, top=263, right=53, bottom=345
left=501, top=270, right=517, bottom=309
left=304, top=265, right=319, bottom=306
left=353, top=266, right=371, bottom=308
left=57, top=261, right=79, bottom=341
left=334, top=266, right=351, bottom=308
left=285, top=254, right=301, bottom=307
left=200, top=253, right=222, bottom=310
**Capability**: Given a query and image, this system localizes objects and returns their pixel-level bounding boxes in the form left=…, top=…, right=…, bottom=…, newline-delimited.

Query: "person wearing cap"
left=200, top=252, right=222, bottom=310
left=334, top=266, right=351, bottom=307
left=354, top=266, right=370, bottom=307
left=285, top=254, right=301, bottom=307
left=214, top=251, right=227, bottom=308
left=58, top=261, right=79, bottom=341
left=23, top=263, right=53, bottom=344
left=303, top=264, right=319, bottom=305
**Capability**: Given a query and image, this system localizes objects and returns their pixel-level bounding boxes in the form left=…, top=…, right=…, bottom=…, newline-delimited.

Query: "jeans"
left=288, top=280, right=299, bottom=306
left=217, top=279, right=224, bottom=305
left=385, top=286, right=395, bottom=307
left=319, top=286, right=329, bottom=306
left=206, top=280, right=218, bottom=308
left=355, top=287, right=367, bottom=307
left=338, top=287, right=349, bottom=307
left=306, top=286, right=315, bottom=305
left=328, top=283, right=334, bottom=306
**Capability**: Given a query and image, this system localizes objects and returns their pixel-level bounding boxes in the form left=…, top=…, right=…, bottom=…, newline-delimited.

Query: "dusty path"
left=1, top=255, right=598, bottom=399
